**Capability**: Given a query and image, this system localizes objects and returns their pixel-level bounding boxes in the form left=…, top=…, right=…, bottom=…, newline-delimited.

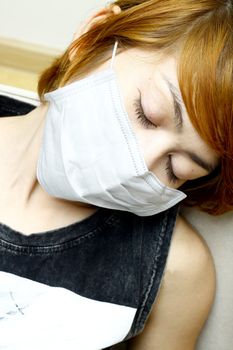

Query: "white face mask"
left=37, top=41, right=186, bottom=216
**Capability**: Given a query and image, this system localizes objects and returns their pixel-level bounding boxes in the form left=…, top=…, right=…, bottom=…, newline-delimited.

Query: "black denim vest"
left=0, top=95, right=179, bottom=349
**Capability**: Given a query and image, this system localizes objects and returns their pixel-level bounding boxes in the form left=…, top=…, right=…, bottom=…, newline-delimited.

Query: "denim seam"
left=0, top=214, right=119, bottom=255
left=133, top=213, right=168, bottom=334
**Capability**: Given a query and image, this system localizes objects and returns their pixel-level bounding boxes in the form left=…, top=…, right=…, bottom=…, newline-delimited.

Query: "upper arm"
left=127, top=215, right=216, bottom=350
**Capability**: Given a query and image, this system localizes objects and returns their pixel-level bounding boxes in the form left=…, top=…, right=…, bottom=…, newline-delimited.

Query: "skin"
left=0, top=5, right=216, bottom=349
left=126, top=215, right=216, bottom=350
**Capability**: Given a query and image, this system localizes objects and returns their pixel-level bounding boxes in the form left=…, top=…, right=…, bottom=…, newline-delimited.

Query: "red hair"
left=38, top=0, right=233, bottom=215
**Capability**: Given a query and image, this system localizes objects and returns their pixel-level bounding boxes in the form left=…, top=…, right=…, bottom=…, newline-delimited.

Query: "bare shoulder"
left=127, top=215, right=216, bottom=350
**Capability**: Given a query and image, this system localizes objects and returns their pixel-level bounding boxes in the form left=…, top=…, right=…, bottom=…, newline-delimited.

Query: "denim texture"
left=0, top=95, right=35, bottom=116
left=0, top=206, right=179, bottom=343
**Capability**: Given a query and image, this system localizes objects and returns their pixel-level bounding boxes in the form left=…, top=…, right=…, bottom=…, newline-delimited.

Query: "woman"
left=0, top=0, right=232, bottom=349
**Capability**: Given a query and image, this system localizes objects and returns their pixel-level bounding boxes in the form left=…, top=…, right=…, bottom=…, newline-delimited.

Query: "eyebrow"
left=163, top=76, right=216, bottom=173
left=185, top=150, right=216, bottom=173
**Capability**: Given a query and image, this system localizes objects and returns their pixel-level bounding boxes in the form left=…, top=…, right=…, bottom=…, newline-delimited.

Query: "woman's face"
left=92, top=46, right=219, bottom=189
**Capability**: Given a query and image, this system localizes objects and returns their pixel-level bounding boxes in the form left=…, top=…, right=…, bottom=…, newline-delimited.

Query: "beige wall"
left=0, top=0, right=106, bottom=50
left=0, top=1, right=107, bottom=90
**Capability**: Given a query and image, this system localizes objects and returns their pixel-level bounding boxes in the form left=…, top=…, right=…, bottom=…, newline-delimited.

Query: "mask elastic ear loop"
left=110, top=41, right=118, bottom=69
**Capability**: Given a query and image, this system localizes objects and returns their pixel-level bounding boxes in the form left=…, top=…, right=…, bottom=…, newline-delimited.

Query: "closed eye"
left=133, top=97, right=156, bottom=129
left=133, top=97, right=180, bottom=184
left=165, top=155, right=179, bottom=184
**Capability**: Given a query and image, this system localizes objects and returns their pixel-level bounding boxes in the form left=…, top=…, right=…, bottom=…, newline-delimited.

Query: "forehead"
left=118, top=48, right=181, bottom=100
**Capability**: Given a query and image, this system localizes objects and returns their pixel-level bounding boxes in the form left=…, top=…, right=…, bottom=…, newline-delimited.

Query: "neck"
left=0, top=103, right=97, bottom=233
left=0, top=103, right=48, bottom=205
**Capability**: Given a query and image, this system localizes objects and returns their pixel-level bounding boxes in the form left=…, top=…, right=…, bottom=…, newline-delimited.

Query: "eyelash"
left=134, top=98, right=179, bottom=184
left=166, top=155, right=179, bottom=184
left=134, top=98, right=155, bottom=129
